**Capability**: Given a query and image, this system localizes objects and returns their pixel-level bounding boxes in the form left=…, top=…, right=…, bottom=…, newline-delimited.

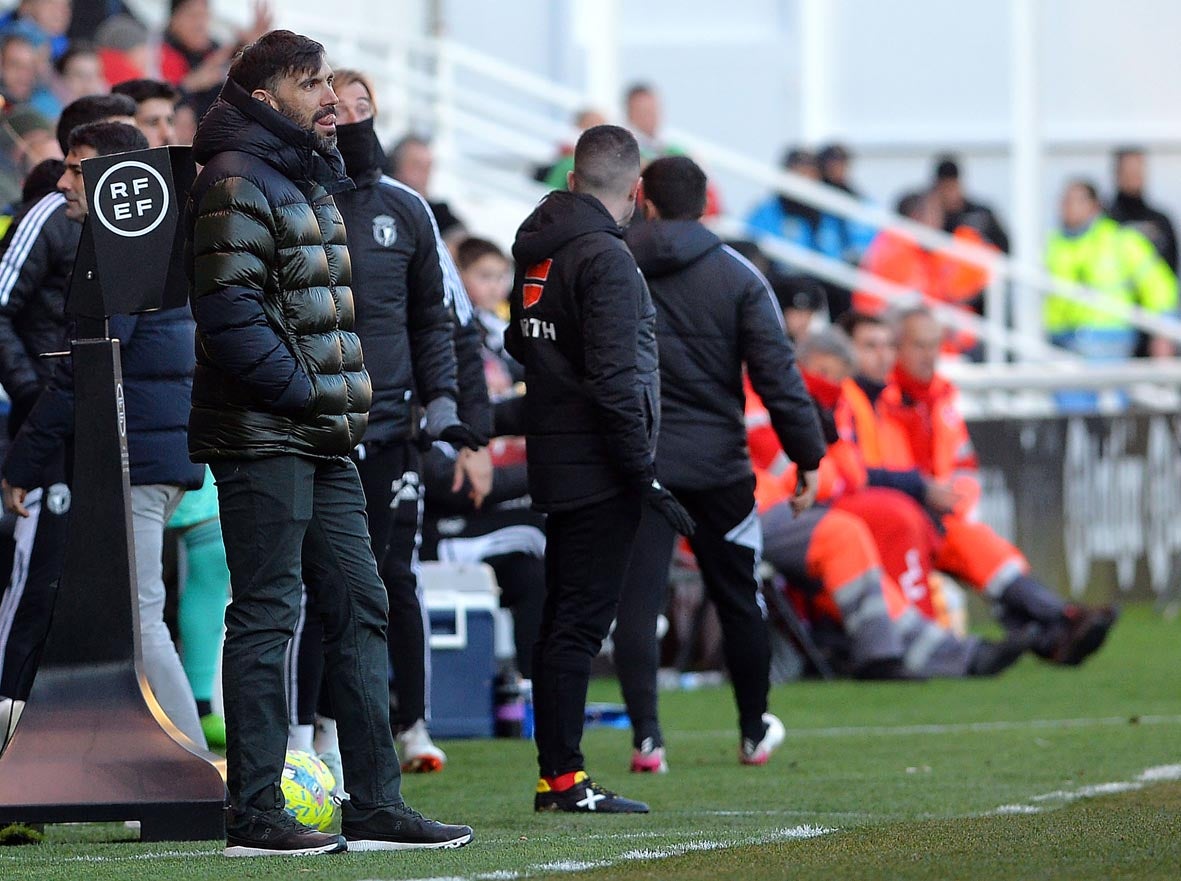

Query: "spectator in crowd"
left=68, top=0, right=129, bottom=42
left=1045, top=179, right=1177, bottom=361
left=456, top=235, right=519, bottom=389
left=2, top=121, right=208, bottom=748
left=112, top=78, right=179, bottom=148
left=286, top=66, right=488, bottom=779
left=507, top=125, right=694, bottom=813
left=0, top=105, right=60, bottom=207
left=1, top=28, right=58, bottom=118
left=1108, top=147, right=1178, bottom=273
left=818, top=143, right=875, bottom=254
left=755, top=328, right=1029, bottom=679
left=94, top=13, right=150, bottom=86
left=173, top=98, right=197, bottom=146
left=855, top=190, right=994, bottom=355
left=160, top=0, right=272, bottom=121
left=0, top=0, right=71, bottom=61
left=52, top=41, right=108, bottom=104
left=839, top=307, right=1118, bottom=665
left=931, top=155, right=1009, bottom=252
left=613, top=155, right=824, bottom=776
left=388, top=133, right=467, bottom=250
left=0, top=156, right=61, bottom=240
left=186, top=29, right=472, bottom=854
left=770, top=271, right=827, bottom=345
left=540, top=107, right=606, bottom=191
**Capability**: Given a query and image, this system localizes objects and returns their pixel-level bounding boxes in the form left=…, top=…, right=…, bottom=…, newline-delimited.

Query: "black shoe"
left=1053, top=605, right=1119, bottom=666
left=223, top=808, right=346, bottom=858
left=969, top=625, right=1037, bottom=676
left=534, top=772, right=649, bottom=813
left=340, top=799, right=473, bottom=851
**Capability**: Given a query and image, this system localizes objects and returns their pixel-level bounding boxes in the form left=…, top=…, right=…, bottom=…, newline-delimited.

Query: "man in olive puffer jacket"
left=185, top=30, right=472, bottom=858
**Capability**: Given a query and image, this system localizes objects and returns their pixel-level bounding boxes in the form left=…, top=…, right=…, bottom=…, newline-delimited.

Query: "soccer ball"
left=281, top=749, right=337, bottom=831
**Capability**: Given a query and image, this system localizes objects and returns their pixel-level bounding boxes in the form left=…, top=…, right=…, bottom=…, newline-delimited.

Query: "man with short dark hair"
left=186, top=30, right=472, bottom=856
left=931, top=155, right=1009, bottom=252
left=507, top=125, right=694, bottom=814
left=388, top=133, right=466, bottom=247
left=613, top=155, right=825, bottom=775
left=1109, top=147, right=1178, bottom=273
left=112, top=78, right=181, bottom=148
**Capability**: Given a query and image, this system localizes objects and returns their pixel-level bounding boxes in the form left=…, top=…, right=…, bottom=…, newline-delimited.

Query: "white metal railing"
left=292, top=24, right=1181, bottom=384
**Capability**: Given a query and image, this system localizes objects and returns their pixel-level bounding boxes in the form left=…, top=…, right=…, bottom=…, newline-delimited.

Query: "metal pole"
left=799, top=0, right=831, bottom=143
left=1010, top=0, right=1042, bottom=361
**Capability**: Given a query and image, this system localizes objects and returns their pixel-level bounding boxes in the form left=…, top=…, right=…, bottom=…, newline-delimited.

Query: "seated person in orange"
left=853, top=191, right=994, bottom=355
left=750, top=329, right=1028, bottom=679
left=838, top=307, right=1117, bottom=665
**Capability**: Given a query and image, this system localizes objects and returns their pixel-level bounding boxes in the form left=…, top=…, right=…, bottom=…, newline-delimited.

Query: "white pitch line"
left=986, top=763, right=1181, bottom=816
left=670, top=714, right=1181, bottom=740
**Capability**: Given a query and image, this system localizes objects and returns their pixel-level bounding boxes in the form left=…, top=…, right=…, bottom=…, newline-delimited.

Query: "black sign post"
left=0, top=147, right=225, bottom=841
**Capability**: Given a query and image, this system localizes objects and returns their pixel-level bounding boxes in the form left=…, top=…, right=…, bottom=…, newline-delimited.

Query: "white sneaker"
left=395, top=719, right=446, bottom=773
left=739, top=713, right=785, bottom=766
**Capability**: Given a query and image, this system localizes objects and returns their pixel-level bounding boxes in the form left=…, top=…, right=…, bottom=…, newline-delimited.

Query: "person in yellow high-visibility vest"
left=1045, top=179, right=1178, bottom=360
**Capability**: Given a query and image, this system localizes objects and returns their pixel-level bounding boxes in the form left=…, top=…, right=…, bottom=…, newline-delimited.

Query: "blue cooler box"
left=425, top=576, right=498, bottom=738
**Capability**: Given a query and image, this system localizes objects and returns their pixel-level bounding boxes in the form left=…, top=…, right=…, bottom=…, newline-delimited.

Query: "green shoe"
left=201, top=713, right=227, bottom=749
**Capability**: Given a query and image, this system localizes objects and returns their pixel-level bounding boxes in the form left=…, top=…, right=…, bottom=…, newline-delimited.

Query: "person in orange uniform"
left=840, top=307, right=1117, bottom=665
left=751, top=329, right=1028, bottom=679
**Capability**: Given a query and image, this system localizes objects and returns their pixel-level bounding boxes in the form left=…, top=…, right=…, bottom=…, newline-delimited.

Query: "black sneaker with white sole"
left=223, top=808, right=347, bottom=857
left=534, top=771, right=649, bottom=813
left=340, top=799, right=473, bottom=851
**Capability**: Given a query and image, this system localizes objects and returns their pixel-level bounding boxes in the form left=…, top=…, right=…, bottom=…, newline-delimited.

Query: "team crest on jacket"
left=372, top=214, right=397, bottom=248
left=523, top=259, right=552, bottom=308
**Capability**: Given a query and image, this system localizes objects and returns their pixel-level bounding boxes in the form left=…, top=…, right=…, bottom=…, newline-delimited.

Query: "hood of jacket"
left=512, top=190, right=622, bottom=266
left=192, top=77, right=353, bottom=196
left=625, top=218, right=719, bottom=278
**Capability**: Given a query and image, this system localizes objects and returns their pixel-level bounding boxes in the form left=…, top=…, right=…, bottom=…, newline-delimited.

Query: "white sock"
left=313, top=714, right=339, bottom=755
left=287, top=723, right=314, bottom=753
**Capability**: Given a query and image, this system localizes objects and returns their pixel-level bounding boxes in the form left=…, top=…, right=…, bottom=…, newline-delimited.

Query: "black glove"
left=643, top=479, right=695, bottom=536
left=425, top=397, right=487, bottom=450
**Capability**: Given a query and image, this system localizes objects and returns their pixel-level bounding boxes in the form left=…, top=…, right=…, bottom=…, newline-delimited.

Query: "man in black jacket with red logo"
left=613, top=156, right=827, bottom=775
left=507, top=125, right=693, bottom=814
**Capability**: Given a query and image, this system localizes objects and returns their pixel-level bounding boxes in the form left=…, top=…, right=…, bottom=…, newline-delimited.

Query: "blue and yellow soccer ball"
left=281, top=749, right=337, bottom=831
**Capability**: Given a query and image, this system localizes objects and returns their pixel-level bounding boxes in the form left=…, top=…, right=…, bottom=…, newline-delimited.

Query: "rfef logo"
left=523, top=259, right=552, bottom=309
left=92, top=160, right=170, bottom=238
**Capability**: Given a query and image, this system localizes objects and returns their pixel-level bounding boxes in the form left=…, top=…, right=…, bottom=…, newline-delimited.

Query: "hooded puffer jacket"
left=185, top=78, right=371, bottom=461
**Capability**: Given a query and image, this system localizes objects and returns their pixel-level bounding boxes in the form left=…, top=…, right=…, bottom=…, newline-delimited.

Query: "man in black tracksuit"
left=506, top=125, right=693, bottom=814
left=286, top=71, right=489, bottom=774
left=613, top=156, right=827, bottom=772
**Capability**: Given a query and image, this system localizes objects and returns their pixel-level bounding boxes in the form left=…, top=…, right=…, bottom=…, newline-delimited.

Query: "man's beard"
left=275, top=98, right=337, bottom=153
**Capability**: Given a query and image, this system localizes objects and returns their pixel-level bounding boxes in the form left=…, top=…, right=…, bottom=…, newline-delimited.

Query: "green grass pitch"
left=1, top=604, right=1179, bottom=880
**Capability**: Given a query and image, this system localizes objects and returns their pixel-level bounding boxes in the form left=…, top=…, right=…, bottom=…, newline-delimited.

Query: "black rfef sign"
left=69, top=145, right=194, bottom=318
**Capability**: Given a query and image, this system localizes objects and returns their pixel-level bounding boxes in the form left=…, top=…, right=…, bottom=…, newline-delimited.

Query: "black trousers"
left=533, top=490, right=641, bottom=777
left=0, top=453, right=69, bottom=700
left=212, top=455, right=402, bottom=814
left=291, top=440, right=429, bottom=730
left=614, top=476, right=769, bottom=747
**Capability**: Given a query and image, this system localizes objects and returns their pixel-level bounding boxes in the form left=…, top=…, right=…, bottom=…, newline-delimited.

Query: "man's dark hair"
left=68, top=121, right=149, bottom=157
left=55, top=93, right=137, bottom=154
left=838, top=309, right=888, bottom=339
left=1113, top=145, right=1144, bottom=167
left=624, top=82, right=653, bottom=105
left=896, top=190, right=927, bottom=219
left=641, top=155, right=706, bottom=220
left=112, top=78, right=181, bottom=107
left=1067, top=178, right=1100, bottom=204
left=21, top=158, right=65, bottom=204
left=934, top=155, right=960, bottom=181
left=387, top=134, right=429, bottom=174
left=53, top=40, right=98, bottom=77
left=770, top=272, right=826, bottom=314
left=572, top=124, right=640, bottom=197
left=227, top=30, right=325, bottom=94
left=456, top=236, right=506, bottom=272
left=782, top=147, right=817, bottom=170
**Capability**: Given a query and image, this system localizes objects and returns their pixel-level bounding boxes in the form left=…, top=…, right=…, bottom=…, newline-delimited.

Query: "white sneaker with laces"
left=739, top=713, right=785, bottom=766
left=396, top=719, right=447, bottom=773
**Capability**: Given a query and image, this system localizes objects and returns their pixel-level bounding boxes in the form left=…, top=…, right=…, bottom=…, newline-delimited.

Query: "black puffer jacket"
left=506, top=191, right=658, bottom=512
left=0, top=191, right=80, bottom=429
left=186, top=79, right=371, bottom=461
left=626, top=219, right=825, bottom=490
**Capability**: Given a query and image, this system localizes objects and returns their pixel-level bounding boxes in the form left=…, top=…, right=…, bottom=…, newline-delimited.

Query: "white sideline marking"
left=674, top=714, right=1181, bottom=740
left=987, top=763, right=1181, bottom=816
left=356, top=825, right=835, bottom=881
